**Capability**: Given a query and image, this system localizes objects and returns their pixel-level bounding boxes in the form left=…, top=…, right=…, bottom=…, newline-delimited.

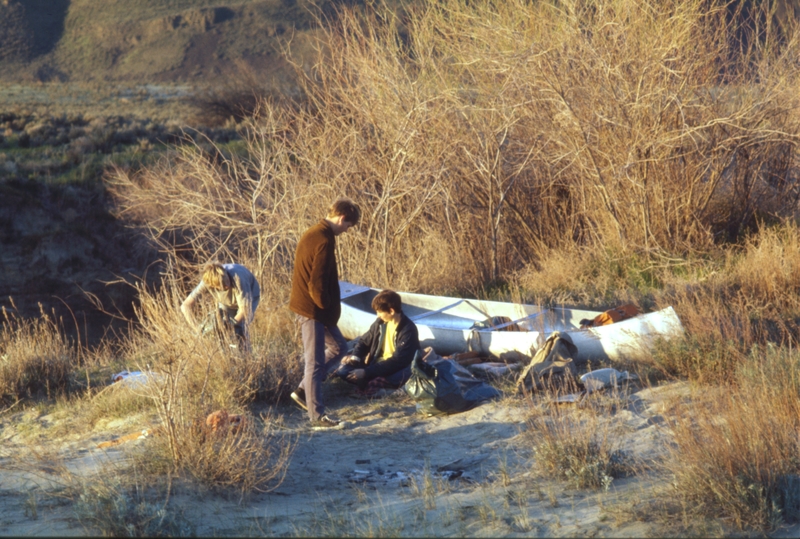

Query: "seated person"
left=181, top=261, right=260, bottom=350
left=336, top=289, right=420, bottom=389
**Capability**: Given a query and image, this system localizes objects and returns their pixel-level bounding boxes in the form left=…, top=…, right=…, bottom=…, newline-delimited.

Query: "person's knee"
left=334, top=365, right=365, bottom=387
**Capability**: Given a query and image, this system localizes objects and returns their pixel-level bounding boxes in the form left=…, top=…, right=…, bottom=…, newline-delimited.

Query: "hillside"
left=3, top=0, right=800, bottom=85
left=0, top=0, right=399, bottom=84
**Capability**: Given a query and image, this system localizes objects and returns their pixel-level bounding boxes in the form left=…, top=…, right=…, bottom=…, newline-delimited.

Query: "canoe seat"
left=471, top=311, right=544, bottom=332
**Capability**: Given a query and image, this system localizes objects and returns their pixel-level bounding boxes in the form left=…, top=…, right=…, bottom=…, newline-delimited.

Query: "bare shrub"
left=187, top=60, right=297, bottom=127
left=115, top=280, right=294, bottom=495
left=168, top=409, right=293, bottom=495
left=110, top=0, right=800, bottom=297
left=0, top=303, right=76, bottom=403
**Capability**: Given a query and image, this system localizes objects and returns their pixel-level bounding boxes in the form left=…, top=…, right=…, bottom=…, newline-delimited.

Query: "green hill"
left=0, top=0, right=389, bottom=84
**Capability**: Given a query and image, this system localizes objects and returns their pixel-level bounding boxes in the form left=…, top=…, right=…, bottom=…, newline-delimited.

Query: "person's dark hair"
left=372, top=289, right=402, bottom=314
left=327, top=198, right=361, bottom=225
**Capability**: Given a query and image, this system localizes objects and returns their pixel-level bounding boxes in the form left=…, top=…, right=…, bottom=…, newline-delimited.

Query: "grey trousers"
left=297, top=315, right=348, bottom=422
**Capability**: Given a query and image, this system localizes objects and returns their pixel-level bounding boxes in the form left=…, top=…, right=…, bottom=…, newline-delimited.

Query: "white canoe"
left=339, top=281, right=684, bottom=363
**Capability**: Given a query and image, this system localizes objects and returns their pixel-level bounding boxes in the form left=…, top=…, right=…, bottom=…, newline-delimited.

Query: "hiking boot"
left=311, top=415, right=347, bottom=431
left=290, top=388, right=308, bottom=411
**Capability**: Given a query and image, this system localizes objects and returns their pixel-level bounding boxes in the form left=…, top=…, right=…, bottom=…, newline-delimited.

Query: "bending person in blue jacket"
left=181, top=261, right=260, bottom=351
left=336, top=289, right=420, bottom=389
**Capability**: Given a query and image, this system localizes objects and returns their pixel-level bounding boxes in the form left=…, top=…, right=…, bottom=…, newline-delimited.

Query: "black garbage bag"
left=404, top=348, right=502, bottom=416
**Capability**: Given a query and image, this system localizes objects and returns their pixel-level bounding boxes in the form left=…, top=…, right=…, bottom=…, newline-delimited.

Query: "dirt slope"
left=0, top=179, right=157, bottom=344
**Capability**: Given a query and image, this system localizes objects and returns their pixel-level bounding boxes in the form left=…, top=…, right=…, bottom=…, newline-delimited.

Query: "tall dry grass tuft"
left=729, top=223, right=800, bottom=316
left=664, top=345, right=800, bottom=530
left=110, top=0, right=800, bottom=295
left=525, top=403, right=632, bottom=491
left=0, top=303, right=76, bottom=403
left=650, top=222, right=800, bottom=383
left=116, top=278, right=294, bottom=495
left=73, top=472, right=195, bottom=537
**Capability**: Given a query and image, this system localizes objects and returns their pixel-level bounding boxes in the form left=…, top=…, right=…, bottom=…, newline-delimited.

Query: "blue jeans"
left=388, top=366, right=412, bottom=387
left=336, top=363, right=412, bottom=388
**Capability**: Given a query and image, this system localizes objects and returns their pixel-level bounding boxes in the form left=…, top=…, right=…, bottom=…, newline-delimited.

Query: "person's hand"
left=342, top=355, right=361, bottom=366
left=346, top=369, right=365, bottom=383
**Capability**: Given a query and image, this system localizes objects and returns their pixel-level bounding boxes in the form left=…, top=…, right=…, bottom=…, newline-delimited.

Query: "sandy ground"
left=2, top=376, right=800, bottom=537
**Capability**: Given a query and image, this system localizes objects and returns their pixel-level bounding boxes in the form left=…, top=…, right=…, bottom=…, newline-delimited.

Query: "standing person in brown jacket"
left=289, top=198, right=361, bottom=430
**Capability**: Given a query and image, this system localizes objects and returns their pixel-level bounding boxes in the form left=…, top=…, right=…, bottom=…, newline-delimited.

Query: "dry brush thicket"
left=112, top=0, right=800, bottom=292
left=663, top=345, right=800, bottom=530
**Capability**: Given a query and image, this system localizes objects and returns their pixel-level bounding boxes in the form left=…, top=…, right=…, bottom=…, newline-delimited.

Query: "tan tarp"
left=515, top=331, right=580, bottom=394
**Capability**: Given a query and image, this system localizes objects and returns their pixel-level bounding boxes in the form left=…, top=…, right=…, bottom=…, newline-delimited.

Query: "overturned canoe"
left=339, top=281, right=684, bottom=362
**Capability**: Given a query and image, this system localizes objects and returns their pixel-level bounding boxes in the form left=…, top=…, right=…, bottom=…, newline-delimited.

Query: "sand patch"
left=1, top=378, right=797, bottom=536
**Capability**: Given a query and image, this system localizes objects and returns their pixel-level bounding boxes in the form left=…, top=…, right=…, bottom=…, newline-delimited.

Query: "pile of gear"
left=402, top=304, right=643, bottom=416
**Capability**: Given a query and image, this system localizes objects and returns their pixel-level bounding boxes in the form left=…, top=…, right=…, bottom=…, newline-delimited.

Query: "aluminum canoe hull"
left=338, top=281, right=684, bottom=362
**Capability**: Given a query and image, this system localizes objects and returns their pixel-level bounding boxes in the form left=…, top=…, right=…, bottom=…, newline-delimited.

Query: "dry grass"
left=0, top=439, right=195, bottom=536
left=662, top=347, right=800, bottom=530
left=0, top=303, right=76, bottom=404
left=0, top=285, right=295, bottom=507
left=515, top=220, right=800, bottom=385
left=525, top=399, right=633, bottom=491
left=72, top=471, right=196, bottom=537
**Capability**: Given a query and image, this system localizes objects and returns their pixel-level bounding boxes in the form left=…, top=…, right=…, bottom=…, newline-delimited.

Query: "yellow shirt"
left=382, top=319, right=398, bottom=360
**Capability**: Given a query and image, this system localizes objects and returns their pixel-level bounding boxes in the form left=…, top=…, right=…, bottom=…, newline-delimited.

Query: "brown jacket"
left=289, top=220, right=341, bottom=325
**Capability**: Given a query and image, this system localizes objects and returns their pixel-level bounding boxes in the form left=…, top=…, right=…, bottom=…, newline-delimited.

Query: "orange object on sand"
left=96, top=410, right=245, bottom=450
left=97, top=428, right=159, bottom=449
left=205, top=410, right=245, bottom=434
